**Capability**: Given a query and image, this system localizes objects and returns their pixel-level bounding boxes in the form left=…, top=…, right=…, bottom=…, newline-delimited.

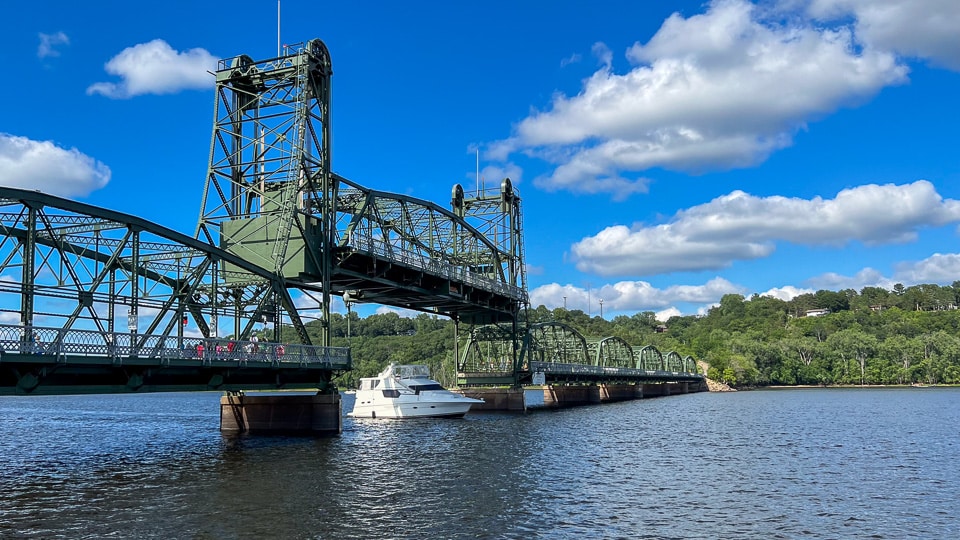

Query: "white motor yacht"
left=347, top=363, right=484, bottom=419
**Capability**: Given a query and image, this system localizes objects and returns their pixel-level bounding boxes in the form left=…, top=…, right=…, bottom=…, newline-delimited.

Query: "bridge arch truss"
left=0, top=188, right=320, bottom=350
left=636, top=345, right=664, bottom=371
left=457, top=321, right=703, bottom=386
left=587, top=336, right=634, bottom=368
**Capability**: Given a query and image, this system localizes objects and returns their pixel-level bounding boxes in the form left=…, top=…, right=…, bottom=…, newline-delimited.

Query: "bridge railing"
left=349, top=233, right=524, bottom=300
left=0, top=324, right=350, bottom=369
left=529, top=360, right=701, bottom=380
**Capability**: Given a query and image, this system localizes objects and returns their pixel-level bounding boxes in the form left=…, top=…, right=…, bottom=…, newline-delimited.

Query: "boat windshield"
left=395, top=365, right=430, bottom=378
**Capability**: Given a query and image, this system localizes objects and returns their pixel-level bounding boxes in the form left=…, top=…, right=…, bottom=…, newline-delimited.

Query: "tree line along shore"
left=277, top=282, right=960, bottom=389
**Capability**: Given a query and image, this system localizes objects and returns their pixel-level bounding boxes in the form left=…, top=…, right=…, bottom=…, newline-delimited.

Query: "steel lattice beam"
left=0, top=187, right=311, bottom=349
left=197, top=39, right=528, bottom=345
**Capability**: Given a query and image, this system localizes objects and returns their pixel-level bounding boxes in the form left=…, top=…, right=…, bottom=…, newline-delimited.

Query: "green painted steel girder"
left=197, top=39, right=528, bottom=341
left=457, top=320, right=704, bottom=387
left=0, top=187, right=314, bottom=352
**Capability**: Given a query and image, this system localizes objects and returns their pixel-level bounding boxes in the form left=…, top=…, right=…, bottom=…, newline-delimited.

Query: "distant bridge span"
left=458, top=321, right=702, bottom=387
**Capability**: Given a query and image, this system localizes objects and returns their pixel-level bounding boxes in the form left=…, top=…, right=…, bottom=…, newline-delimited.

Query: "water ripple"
left=1, top=388, right=959, bottom=538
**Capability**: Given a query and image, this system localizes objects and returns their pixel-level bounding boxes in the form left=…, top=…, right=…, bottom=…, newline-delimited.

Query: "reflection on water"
left=1, top=388, right=959, bottom=538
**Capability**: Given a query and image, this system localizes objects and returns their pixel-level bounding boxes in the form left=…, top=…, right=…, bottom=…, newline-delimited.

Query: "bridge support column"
left=598, top=383, right=642, bottom=402
left=542, top=385, right=601, bottom=408
left=220, top=393, right=341, bottom=434
left=642, top=383, right=669, bottom=397
left=457, top=388, right=526, bottom=412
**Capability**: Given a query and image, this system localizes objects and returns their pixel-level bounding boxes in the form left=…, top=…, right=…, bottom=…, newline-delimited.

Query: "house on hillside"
left=804, top=308, right=830, bottom=317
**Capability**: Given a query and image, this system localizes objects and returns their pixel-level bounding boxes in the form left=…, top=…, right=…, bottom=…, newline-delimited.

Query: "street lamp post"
left=563, top=296, right=567, bottom=310
left=599, top=298, right=604, bottom=319
left=346, top=301, right=352, bottom=340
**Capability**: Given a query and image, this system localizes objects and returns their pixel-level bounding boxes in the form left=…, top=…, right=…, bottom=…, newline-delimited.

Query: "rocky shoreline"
left=706, top=378, right=736, bottom=392
left=697, top=360, right=736, bottom=392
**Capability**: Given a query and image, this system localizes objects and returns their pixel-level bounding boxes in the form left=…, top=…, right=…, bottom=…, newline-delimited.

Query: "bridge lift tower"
left=196, top=39, right=334, bottom=345
left=196, top=39, right=528, bottom=350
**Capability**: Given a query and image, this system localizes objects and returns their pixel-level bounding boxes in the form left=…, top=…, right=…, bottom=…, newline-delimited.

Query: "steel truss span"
left=197, top=39, right=527, bottom=340
left=0, top=188, right=347, bottom=394
left=0, top=37, right=526, bottom=393
left=458, top=321, right=703, bottom=386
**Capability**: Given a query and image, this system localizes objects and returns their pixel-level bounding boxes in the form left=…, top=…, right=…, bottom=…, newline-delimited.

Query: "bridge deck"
left=458, top=361, right=705, bottom=387
left=0, top=324, right=349, bottom=395
left=331, top=248, right=521, bottom=324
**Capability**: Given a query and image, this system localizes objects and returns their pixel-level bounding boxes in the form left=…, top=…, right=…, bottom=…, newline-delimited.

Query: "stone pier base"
left=220, top=393, right=341, bottom=434
left=459, top=380, right=706, bottom=412
left=599, top=383, right=643, bottom=402
left=543, top=385, right=602, bottom=408
left=651, top=382, right=695, bottom=395
left=458, top=388, right=526, bottom=412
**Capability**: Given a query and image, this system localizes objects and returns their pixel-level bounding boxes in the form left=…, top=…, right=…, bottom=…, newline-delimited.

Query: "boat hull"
left=348, top=397, right=480, bottom=419
left=347, top=364, right=484, bottom=419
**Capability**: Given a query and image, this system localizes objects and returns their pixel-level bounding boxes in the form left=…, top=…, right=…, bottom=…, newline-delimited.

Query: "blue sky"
left=3, top=0, right=960, bottom=321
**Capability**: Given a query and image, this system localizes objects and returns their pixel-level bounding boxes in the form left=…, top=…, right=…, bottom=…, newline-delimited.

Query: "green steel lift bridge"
left=0, top=38, right=700, bottom=395
left=0, top=39, right=529, bottom=395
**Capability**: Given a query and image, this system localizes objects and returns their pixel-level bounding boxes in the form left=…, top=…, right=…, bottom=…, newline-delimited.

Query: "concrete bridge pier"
left=458, top=388, right=526, bottom=412
left=220, top=392, right=341, bottom=434
left=598, top=383, right=643, bottom=402
left=642, top=383, right=670, bottom=397
left=542, top=385, right=602, bottom=408
left=642, top=381, right=703, bottom=397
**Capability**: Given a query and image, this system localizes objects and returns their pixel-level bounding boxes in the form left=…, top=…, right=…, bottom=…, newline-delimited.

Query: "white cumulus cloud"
left=808, top=0, right=960, bottom=71
left=374, top=305, right=419, bottom=318
left=571, top=181, right=960, bottom=277
left=87, top=39, right=217, bottom=99
left=0, top=134, right=111, bottom=197
left=893, top=253, right=960, bottom=285
left=655, top=307, right=681, bottom=321
left=477, top=162, right=523, bottom=191
left=807, top=268, right=895, bottom=291
left=760, top=285, right=815, bottom=301
left=292, top=290, right=348, bottom=316
left=804, top=252, right=960, bottom=292
left=490, top=0, right=907, bottom=198
left=529, top=277, right=743, bottom=313
left=38, top=32, right=69, bottom=59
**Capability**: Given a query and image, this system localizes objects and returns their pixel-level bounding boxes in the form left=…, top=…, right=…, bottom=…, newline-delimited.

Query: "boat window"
left=408, top=383, right=443, bottom=392
left=382, top=389, right=400, bottom=398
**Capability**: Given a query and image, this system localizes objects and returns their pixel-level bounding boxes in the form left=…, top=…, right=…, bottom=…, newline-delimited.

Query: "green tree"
left=827, top=328, right=877, bottom=385
left=814, top=289, right=850, bottom=312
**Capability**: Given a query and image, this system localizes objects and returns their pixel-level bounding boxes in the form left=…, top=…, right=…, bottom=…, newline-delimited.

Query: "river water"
left=1, top=387, right=958, bottom=539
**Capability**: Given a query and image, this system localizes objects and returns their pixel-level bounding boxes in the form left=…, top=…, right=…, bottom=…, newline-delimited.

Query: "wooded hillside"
left=281, top=282, right=960, bottom=388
